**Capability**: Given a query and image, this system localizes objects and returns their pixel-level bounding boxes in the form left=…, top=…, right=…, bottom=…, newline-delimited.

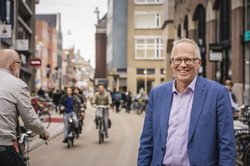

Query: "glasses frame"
left=170, top=58, right=199, bottom=65
left=14, top=61, right=21, bottom=65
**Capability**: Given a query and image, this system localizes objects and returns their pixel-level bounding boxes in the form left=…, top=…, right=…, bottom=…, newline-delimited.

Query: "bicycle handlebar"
left=95, top=105, right=109, bottom=109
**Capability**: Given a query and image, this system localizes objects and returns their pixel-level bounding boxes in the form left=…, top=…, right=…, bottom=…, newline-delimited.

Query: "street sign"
left=0, top=24, right=11, bottom=38
left=244, top=30, right=250, bottom=42
left=209, top=51, right=222, bottom=62
left=29, top=58, right=41, bottom=67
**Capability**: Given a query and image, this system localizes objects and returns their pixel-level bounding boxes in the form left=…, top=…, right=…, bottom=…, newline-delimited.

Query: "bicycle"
left=18, top=126, right=47, bottom=166
left=77, top=104, right=86, bottom=135
left=31, top=97, right=51, bottom=129
left=59, top=106, right=78, bottom=149
left=235, top=129, right=250, bottom=166
left=95, top=105, right=109, bottom=144
left=66, top=113, right=78, bottom=149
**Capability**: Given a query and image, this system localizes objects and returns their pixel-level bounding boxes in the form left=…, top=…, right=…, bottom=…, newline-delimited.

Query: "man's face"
left=98, top=85, right=105, bottom=93
left=66, top=87, right=73, bottom=96
left=171, top=42, right=201, bottom=85
left=11, top=60, right=21, bottom=78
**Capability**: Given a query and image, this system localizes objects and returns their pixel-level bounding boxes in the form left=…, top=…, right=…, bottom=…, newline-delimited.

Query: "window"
left=136, top=68, right=155, bottom=75
left=134, top=0, right=163, bottom=4
left=135, top=37, right=164, bottom=59
left=136, top=68, right=155, bottom=94
left=160, top=68, right=165, bottom=75
left=134, top=12, right=161, bottom=29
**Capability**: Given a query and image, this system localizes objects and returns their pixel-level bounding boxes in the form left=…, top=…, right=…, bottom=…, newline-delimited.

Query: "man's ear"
left=10, top=62, right=15, bottom=70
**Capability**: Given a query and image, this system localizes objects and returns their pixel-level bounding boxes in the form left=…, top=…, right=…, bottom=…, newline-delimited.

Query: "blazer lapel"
left=188, top=77, right=207, bottom=143
left=160, top=83, right=173, bottom=144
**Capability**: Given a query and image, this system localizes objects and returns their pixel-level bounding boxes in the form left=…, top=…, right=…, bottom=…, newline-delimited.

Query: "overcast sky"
left=36, top=0, right=107, bottom=68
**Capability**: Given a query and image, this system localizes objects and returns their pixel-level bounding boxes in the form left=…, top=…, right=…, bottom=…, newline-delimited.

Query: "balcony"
left=19, top=0, right=33, bottom=17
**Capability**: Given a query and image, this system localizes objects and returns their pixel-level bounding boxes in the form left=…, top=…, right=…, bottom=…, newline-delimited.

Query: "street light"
left=144, top=69, right=147, bottom=94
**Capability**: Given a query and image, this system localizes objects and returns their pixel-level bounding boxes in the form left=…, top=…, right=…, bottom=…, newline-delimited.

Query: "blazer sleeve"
left=138, top=91, right=154, bottom=166
left=217, top=87, right=236, bottom=165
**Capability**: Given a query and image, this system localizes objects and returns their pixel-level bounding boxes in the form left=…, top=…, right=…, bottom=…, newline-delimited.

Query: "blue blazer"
left=138, top=76, right=236, bottom=166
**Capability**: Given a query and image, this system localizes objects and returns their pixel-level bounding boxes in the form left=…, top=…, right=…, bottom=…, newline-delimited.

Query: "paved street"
left=29, top=105, right=145, bottom=166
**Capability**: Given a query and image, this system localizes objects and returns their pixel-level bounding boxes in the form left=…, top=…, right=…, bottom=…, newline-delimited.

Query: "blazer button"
left=162, top=147, right=165, bottom=151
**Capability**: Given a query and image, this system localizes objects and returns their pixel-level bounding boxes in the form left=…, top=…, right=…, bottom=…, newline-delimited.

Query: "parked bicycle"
left=235, top=129, right=250, bottom=166
left=31, top=96, right=51, bottom=129
left=131, top=98, right=147, bottom=115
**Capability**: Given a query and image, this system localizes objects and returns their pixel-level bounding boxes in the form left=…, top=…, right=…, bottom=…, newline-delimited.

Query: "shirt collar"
left=172, top=75, right=198, bottom=94
left=0, top=68, right=11, bottom=74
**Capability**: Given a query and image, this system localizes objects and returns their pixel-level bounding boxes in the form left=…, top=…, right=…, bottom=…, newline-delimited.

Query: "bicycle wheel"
left=67, top=138, right=72, bottom=149
left=243, top=144, right=250, bottom=165
left=98, top=119, right=103, bottom=144
left=39, top=111, right=51, bottom=129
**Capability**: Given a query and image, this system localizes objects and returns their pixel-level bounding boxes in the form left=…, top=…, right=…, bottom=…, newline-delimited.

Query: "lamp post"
left=144, top=69, right=147, bottom=94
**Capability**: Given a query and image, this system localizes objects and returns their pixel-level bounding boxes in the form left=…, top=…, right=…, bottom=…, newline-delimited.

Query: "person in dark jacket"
left=59, top=87, right=81, bottom=143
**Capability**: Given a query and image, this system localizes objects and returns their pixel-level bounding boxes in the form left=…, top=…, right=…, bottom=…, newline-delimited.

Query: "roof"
left=36, top=14, right=58, bottom=28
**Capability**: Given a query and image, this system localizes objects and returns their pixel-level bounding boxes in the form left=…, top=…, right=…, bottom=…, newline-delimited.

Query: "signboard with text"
left=29, top=58, right=41, bottom=67
left=16, top=39, right=29, bottom=51
left=244, top=30, right=250, bottom=42
left=209, top=51, right=222, bottom=62
left=0, top=24, right=11, bottom=38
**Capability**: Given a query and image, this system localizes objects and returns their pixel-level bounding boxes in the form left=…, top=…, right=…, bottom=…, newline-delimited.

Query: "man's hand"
left=40, top=130, right=50, bottom=140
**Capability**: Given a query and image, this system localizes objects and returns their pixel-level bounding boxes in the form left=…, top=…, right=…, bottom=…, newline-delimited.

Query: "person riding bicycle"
left=92, top=83, right=112, bottom=138
left=73, top=87, right=86, bottom=130
left=59, top=87, right=81, bottom=143
left=0, top=49, right=49, bottom=166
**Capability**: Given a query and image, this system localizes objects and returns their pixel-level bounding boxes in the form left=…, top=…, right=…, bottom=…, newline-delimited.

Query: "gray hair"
left=0, top=49, right=20, bottom=69
left=170, top=38, right=201, bottom=59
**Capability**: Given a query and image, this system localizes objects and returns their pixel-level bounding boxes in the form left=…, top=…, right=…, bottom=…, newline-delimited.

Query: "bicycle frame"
left=235, top=128, right=250, bottom=166
left=18, top=127, right=34, bottom=166
left=66, top=114, right=77, bottom=149
left=96, top=105, right=108, bottom=144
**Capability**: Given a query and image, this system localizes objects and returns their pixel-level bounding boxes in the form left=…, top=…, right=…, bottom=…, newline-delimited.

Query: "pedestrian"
left=0, top=49, right=50, bottom=166
left=37, top=86, right=46, bottom=98
left=224, top=79, right=244, bottom=118
left=53, top=89, right=61, bottom=113
left=125, top=91, right=132, bottom=113
left=137, top=38, right=236, bottom=165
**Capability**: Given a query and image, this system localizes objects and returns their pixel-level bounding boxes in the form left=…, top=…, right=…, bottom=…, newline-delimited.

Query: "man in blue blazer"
left=138, top=38, right=236, bottom=166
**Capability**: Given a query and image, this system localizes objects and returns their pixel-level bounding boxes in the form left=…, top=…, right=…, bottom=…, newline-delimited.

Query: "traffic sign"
left=29, top=58, right=41, bottom=67
left=244, top=30, right=250, bottom=42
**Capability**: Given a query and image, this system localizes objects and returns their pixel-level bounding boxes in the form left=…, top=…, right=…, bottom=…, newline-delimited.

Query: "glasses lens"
left=171, top=58, right=198, bottom=65
left=184, top=58, right=193, bottom=64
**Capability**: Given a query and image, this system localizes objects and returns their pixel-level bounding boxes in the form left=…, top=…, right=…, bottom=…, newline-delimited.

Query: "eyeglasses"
left=171, top=58, right=199, bottom=65
left=14, top=61, right=21, bottom=65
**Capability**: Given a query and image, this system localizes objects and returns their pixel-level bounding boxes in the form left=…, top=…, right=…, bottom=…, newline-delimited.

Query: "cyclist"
left=59, top=87, right=81, bottom=143
left=92, top=83, right=112, bottom=138
left=73, top=87, right=86, bottom=131
left=0, top=49, right=49, bottom=166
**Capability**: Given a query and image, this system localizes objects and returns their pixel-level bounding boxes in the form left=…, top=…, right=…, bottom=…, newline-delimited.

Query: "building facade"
left=106, top=0, right=128, bottom=92
left=36, top=13, right=63, bottom=90
left=127, top=0, right=165, bottom=95
left=164, top=0, right=249, bottom=104
left=95, top=14, right=108, bottom=88
left=35, top=20, right=49, bottom=90
left=0, top=0, right=39, bottom=90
